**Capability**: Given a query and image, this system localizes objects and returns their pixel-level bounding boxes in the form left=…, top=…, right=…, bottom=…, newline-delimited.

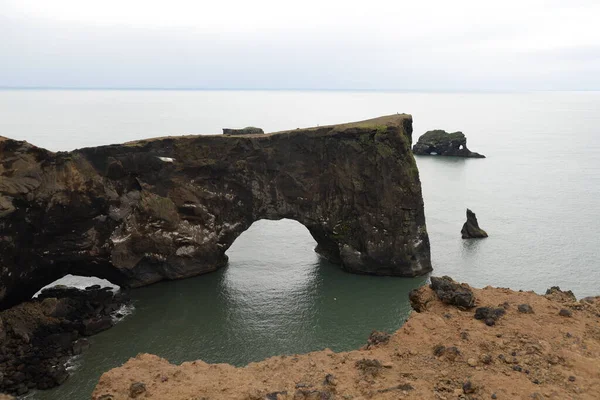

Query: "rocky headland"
left=0, top=285, right=129, bottom=396
left=0, top=114, right=431, bottom=310
left=413, top=130, right=485, bottom=158
left=92, top=278, right=600, bottom=400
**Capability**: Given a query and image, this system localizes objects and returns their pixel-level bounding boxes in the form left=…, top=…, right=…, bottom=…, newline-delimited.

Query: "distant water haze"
left=3, top=90, right=599, bottom=399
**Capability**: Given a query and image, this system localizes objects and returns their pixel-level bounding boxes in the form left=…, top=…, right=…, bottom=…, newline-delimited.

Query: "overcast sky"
left=1, top=0, right=599, bottom=90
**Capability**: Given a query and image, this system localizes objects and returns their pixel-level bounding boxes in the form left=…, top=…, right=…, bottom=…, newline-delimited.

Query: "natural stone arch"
left=0, top=115, right=431, bottom=309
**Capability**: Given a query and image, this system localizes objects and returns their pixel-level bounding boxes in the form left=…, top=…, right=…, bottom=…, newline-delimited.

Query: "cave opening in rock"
left=225, top=218, right=321, bottom=272
left=221, top=218, right=324, bottom=318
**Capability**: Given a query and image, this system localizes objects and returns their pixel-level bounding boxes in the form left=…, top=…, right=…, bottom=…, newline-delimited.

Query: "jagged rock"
left=545, top=287, right=577, bottom=303
left=222, top=127, right=264, bottom=135
left=408, top=286, right=437, bottom=312
left=474, top=307, right=506, bottom=326
left=429, top=276, right=476, bottom=309
left=461, top=209, right=488, bottom=239
left=0, top=286, right=128, bottom=395
left=0, top=115, right=431, bottom=309
left=412, top=130, right=485, bottom=157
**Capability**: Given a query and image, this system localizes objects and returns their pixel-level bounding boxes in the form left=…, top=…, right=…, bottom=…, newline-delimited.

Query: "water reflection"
left=31, top=219, right=426, bottom=400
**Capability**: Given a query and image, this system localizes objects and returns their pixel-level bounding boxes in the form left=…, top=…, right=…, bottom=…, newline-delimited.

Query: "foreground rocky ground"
left=0, top=286, right=129, bottom=396
left=93, top=278, right=600, bottom=399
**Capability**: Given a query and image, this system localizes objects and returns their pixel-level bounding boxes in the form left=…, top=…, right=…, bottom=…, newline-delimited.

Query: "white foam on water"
left=111, top=302, right=135, bottom=323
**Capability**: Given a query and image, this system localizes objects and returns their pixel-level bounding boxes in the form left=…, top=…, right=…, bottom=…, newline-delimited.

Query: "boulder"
left=461, top=209, right=488, bottom=239
left=429, top=276, right=476, bottom=309
left=222, top=127, right=264, bottom=135
left=412, top=130, right=485, bottom=158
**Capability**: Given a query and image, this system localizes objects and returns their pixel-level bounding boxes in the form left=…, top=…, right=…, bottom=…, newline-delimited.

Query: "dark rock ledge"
left=222, top=127, right=264, bottom=135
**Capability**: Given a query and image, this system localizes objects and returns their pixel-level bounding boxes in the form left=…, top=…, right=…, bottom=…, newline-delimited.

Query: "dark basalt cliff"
left=0, top=114, right=431, bottom=310
left=413, top=130, right=485, bottom=158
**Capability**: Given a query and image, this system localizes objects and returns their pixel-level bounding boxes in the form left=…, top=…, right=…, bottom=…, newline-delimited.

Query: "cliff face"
left=0, top=114, right=431, bottom=309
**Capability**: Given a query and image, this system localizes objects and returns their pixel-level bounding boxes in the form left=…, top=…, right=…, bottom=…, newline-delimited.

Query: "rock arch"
left=0, top=115, right=431, bottom=309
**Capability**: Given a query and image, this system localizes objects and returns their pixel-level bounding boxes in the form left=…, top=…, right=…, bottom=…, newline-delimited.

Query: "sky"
left=1, top=0, right=599, bottom=90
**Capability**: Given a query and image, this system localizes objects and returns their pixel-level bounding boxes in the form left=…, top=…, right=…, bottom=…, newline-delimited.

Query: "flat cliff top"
left=93, top=282, right=600, bottom=399
left=121, top=114, right=413, bottom=146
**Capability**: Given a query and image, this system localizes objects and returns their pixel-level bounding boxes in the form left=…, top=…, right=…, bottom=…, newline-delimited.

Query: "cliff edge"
left=92, top=279, right=600, bottom=400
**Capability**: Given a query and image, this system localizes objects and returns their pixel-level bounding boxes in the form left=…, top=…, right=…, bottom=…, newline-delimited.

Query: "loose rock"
left=559, top=309, right=573, bottom=317
left=430, top=276, right=476, bottom=309
left=518, top=304, right=534, bottom=314
left=129, top=382, right=146, bottom=398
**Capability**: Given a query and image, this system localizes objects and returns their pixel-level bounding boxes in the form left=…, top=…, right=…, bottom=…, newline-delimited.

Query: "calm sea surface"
left=1, top=90, right=599, bottom=399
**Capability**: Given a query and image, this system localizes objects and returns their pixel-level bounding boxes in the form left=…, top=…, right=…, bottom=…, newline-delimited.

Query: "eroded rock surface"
left=0, top=286, right=129, bottom=396
left=0, top=114, right=431, bottom=309
left=412, top=130, right=485, bottom=158
left=461, top=209, right=488, bottom=239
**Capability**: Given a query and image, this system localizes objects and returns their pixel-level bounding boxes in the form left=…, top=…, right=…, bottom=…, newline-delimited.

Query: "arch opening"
left=0, top=259, right=130, bottom=311
left=33, top=274, right=120, bottom=298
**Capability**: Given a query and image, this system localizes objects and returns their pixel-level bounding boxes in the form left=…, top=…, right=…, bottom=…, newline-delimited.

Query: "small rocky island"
left=461, top=209, right=488, bottom=239
left=413, top=130, right=485, bottom=158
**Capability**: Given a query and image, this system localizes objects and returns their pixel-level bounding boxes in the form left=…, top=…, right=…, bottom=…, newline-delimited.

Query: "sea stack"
left=461, top=209, right=488, bottom=239
left=412, top=130, right=485, bottom=158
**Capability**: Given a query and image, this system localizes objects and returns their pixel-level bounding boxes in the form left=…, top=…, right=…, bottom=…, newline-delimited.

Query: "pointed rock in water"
left=461, top=209, right=488, bottom=239
left=412, top=130, right=485, bottom=158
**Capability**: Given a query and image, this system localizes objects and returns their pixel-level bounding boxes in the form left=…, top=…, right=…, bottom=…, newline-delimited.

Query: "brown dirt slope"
left=93, top=281, right=600, bottom=400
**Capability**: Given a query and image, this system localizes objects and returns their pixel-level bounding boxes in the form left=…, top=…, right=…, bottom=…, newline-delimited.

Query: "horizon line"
left=1, top=86, right=599, bottom=93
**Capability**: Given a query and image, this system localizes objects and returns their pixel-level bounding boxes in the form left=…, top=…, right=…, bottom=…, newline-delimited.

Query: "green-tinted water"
left=30, top=220, right=426, bottom=399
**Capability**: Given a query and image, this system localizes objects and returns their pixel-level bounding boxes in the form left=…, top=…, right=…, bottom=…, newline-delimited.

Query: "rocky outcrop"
left=222, top=127, right=264, bottom=135
left=93, top=280, right=600, bottom=400
left=0, top=286, right=129, bottom=396
left=412, top=130, right=485, bottom=158
left=461, top=209, right=488, bottom=239
left=0, top=114, right=431, bottom=310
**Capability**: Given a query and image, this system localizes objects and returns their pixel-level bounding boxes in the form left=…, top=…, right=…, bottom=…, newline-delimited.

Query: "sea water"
left=1, top=90, right=598, bottom=399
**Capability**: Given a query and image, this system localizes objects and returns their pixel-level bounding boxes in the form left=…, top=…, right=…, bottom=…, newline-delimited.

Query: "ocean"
left=1, top=90, right=599, bottom=399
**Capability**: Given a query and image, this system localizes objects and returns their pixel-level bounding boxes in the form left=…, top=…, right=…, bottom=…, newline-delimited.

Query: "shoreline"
left=92, top=277, right=600, bottom=399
